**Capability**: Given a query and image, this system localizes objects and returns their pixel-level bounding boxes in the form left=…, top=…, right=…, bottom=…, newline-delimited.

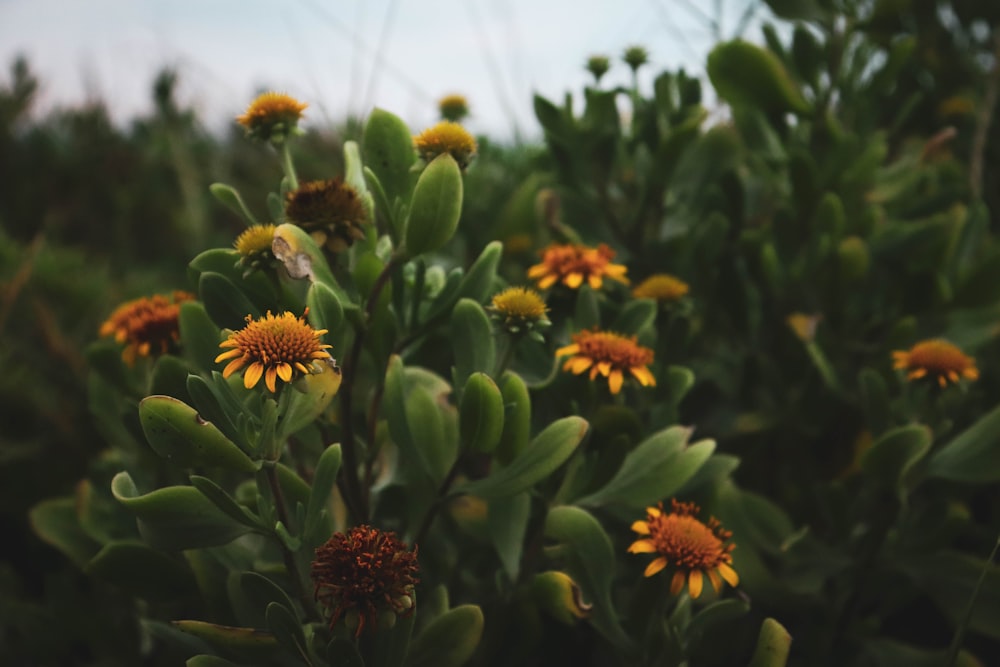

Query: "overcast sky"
left=0, top=0, right=766, bottom=140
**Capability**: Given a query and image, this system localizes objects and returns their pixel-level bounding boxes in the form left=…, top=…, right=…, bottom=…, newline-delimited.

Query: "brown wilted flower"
left=284, top=178, right=369, bottom=254
left=312, top=525, right=419, bottom=637
left=99, top=291, right=195, bottom=365
left=628, top=500, right=738, bottom=598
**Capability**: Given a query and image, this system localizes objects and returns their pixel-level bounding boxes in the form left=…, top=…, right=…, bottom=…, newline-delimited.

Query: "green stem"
left=413, top=459, right=463, bottom=546
left=945, top=531, right=1000, bottom=666
left=281, top=142, right=299, bottom=191
left=262, top=463, right=319, bottom=622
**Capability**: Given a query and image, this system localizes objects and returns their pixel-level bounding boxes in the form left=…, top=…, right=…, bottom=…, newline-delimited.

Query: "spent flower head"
left=414, top=121, right=477, bottom=171
left=438, top=93, right=470, bottom=122
left=312, top=525, right=419, bottom=637
left=528, top=242, right=629, bottom=291
left=236, top=92, right=307, bottom=144
left=284, top=178, right=370, bottom=254
left=556, top=328, right=655, bottom=394
left=892, top=338, right=978, bottom=387
left=623, top=45, right=649, bottom=71
left=628, top=500, right=738, bottom=598
left=586, top=55, right=611, bottom=83
left=215, top=310, right=333, bottom=393
left=99, top=291, right=195, bottom=365
left=489, top=286, right=550, bottom=338
left=632, top=274, right=689, bottom=302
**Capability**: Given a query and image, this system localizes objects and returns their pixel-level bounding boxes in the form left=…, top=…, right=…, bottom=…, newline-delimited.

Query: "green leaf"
left=29, top=497, right=102, bottom=567
left=901, top=550, right=1000, bottom=640
left=455, top=416, right=589, bottom=499
left=407, top=605, right=484, bottom=667
left=456, top=241, right=503, bottom=304
left=925, top=403, right=1000, bottom=483
left=576, top=426, right=714, bottom=509
left=189, top=476, right=265, bottom=531
left=612, top=298, right=657, bottom=335
left=363, top=108, right=417, bottom=209
left=305, top=443, right=342, bottom=548
left=150, top=354, right=193, bottom=403
left=209, top=183, right=258, bottom=224
left=573, top=285, right=600, bottom=330
left=405, top=154, right=464, bottom=256
left=762, top=0, right=826, bottom=21
left=276, top=357, right=342, bottom=439
left=264, top=601, right=307, bottom=661
left=306, top=281, right=346, bottom=351
left=496, top=371, right=531, bottom=466
left=748, top=618, right=792, bottom=667
left=139, top=395, right=259, bottom=472
left=179, top=301, right=225, bottom=373
left=860, top=424, right=932, bottom=495
left=451, top=298, right=496, bottom=393
left=707, top=40, right=810, bottom=115
left=488, top=492, right=531, bottom=581
left=85, top=540, right=196, bottom=600
left=327, top=639, right=365, bottom=667
left=186, top=655, right=242, bottom=667
left=172, top=620, right=278, bottom=658
left=371, top=597, right=416, bottom=667
left=111, top=472, right=253, bottom=549
left=405, top=383, right=456, bottom=483
left=858, top=368, right=891, bottom=436
left=544, top=506, right=632, bottom=649
left=460, top=373, right=505, bottom=454
left=199, top=272, right=260, bottom=331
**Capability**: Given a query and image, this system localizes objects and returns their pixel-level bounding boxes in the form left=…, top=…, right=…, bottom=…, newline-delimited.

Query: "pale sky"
left=0, top=0, right=765, bottom=140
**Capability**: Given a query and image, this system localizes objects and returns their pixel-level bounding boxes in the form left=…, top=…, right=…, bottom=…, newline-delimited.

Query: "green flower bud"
left=531, top=571, right=592, bottom=625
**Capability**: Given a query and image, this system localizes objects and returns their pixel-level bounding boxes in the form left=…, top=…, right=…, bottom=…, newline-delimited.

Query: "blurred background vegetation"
left=3, top=0, right=1000, bottom=664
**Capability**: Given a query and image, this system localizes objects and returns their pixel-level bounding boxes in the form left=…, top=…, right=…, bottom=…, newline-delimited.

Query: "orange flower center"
left=646, top=511, right=732, bottom=571
left=570, top=330, right=653, bottom=368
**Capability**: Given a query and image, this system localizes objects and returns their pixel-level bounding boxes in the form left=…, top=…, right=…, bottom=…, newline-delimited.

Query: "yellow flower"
left=236, top=92, right=307, bottom=143
left=438, top=94, right=469, bottom=122
left=215, top=311, right=332, bottom=392
left=892, top=338, right=978, bottom=387
left=556, top=329, right=655, bottom=394
left=489, top=286, right=550, bottom=335
left=99, top=291, right=195, bottom=365
left=786, top=312, right=821, bottom=343
left=632, top=274, right=689, bottom=302
left=527, top=243, right=629, bottom=291
left=413, top=121, right=477, bottom=170
left=285, top=178, right=369, bottom=253
left=234, top=224, right=277, bottom=273
left=628, top=500, right=738, bottom=598
left=312, top=525, right=419, bottom=637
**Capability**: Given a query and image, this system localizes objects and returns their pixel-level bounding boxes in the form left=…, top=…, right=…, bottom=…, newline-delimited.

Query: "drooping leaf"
left=925, top=403, right=1000, bottom=483
left=407, top=605, right=484, bottom=667
left=139, top=395, right=258, bottom=472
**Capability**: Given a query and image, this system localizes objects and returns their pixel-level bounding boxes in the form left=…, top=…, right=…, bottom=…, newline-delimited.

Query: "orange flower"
left=99, top=291, right=195, bottom=365
left=632, top=274, right=689, bottom=302
left=556, top=329, right=654, bottom=394
left=528, top=243, right=628, bottom=290
left=215, top=311, right=332, bottom=392
left=312, top=525, right=419, bottom=637
left=892, top=339, right=978, bottom=387
left=628, top=500, right=738, bottom=598
left=236, top=92, right=307, bottom=142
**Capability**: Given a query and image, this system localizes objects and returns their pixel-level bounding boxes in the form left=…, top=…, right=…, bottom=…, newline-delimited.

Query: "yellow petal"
left=277, top=362, right=293, bottom=382
left=670, top=570, right=685, bottom=595
left=265, top=367, right=278, bottom=392
left=215, top=348, right=242, bottom=362
left=718, top=562, right=739, bottom=587
left=564, top=273, right=584, bottom=289
left=537, top=274, right=557, bottom=289
left=688, top=570, right=703, bottom=598
left=588, top=275, right=602, bottom=289
left=627, top=539, right=656, bottom=553
left=608, top=370, right=624, bottom=394
left=596, top=361, right=612, bottom=377
left=707, top=569, right=722, bottom=593
left=527, top=264, right=547, bottom=278
left=568, top=356, right=594, bottom=374
left=647, top=506, right=662, bottom=518
left=555, top=343, right=580, bottom=357
left=244, top=362, right=264, bottom=389
left=222, top=358, right=245, bottom=379
left=630, top=366, right=656, bottom=386
left=630, top=520, right=650, bottom=535
left=644, top=557, right=667, bottom=577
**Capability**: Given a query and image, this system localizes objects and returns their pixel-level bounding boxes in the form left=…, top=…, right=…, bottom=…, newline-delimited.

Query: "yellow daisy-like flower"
left=489, top=286, right=549, bottom=332
left=632, top=274, right=689, bottom=302
left=438, top=94, right=469, bottom=122
left=99, top=291, right=195, bottom=365
left=236, top=92, right=307, bottom=143
left=234, top=224, right=277, bottom=274
left=285, top=178, right=369, bottom=254
left=215, top=311, right=332, bottom=393
left=528, top=243, right=629, bottom=291
left=556, top=329, right=655, bottom=394
left=413, top=121, right=477, bottom=170
left=628, top=500, right=738, bottom=598
left=892, top=338, right=979, bottom=387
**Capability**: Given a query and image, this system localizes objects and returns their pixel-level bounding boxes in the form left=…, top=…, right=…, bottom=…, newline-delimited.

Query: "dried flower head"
left=236, top=92, right=307, bottom=143
left=99, top=291, right=195, bottom=365
left=234, top=224, right=277, bottom=274
left=489, top=286, right=550, bottom=337
left=312, top=525, right=419, bottom=637
left=586, top=55, right=611, bottom=83
left=528, top=243, right=629, bottom=291
left=632, top=274, right=689, bottom=302
left=892, top=339, right=978, bottom=387
left=629, top=500, right=738, bottom=598
left=413, top=121, right=477, bottom=171
left=556, top=329, right=655, bottom=394
left=438, top=93, right=470, bottom=122
left=215, top=310, right=332, bottom=392
left=623, top=45, right=649, bottom=71
left=284, top=178, right=369, bottom=254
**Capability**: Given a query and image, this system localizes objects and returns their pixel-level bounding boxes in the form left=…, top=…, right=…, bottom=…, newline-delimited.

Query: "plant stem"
left=339, top=254, right=404, bottom=522
left=281, top=142, right=299, bottom=191
left=263, top=463, right=319, bottom=622
left=413, top=459, right=463, bottom=546
left=945, top=530, right=1000, bottom=666
left=970, top=27, right=1000, bottom=200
